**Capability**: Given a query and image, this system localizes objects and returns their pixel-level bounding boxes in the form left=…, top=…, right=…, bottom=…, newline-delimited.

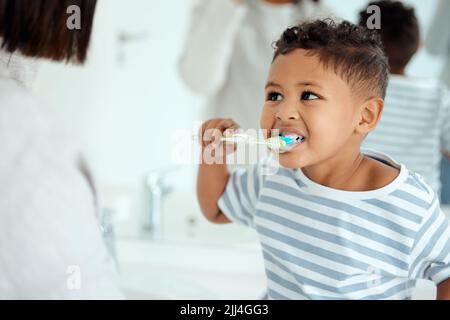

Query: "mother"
left=0, top=0, right=123, bottom=299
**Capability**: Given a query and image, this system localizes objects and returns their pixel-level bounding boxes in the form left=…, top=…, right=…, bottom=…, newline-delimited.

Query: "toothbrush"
left=193, top=130, right=302, bottom=151
left=221, top=132, right=293, bottom=151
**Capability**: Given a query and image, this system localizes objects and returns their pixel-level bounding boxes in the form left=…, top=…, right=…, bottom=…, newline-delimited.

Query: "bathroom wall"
left=33, top=0, right=203, bottom=190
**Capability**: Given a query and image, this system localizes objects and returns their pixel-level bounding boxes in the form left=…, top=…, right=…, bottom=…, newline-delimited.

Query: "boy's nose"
left=275, top=105, right=300, bottom=121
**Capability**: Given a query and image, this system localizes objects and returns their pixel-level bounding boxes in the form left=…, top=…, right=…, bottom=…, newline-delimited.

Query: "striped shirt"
left=218, top=150, right=450, bottom=300
left=363, top=75, right=450, bottom=194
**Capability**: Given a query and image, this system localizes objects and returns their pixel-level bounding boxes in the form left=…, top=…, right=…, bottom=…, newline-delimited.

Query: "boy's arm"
left=197, top=118, right=239, bottom=224
left=409, top=192, right=450, bottom=297
left=437, top=279, right=450, bottom=300
left=197, top=163, right=230, bottom=224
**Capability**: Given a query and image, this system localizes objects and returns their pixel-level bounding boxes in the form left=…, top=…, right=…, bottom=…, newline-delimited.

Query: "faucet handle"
left=142, top=166, right=180, bottom=240
left=146, top=166, right=179, bottom=194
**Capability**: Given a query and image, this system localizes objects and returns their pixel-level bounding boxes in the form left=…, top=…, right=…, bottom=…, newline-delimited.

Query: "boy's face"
left=261, top=49, right=363, bottom=169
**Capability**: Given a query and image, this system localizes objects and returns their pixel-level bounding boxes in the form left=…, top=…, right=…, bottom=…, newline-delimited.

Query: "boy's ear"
left=355, top=97, right=384, bottom=135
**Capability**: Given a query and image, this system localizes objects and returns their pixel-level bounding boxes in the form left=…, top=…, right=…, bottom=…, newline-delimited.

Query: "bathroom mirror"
left=28, top=0, right=448, bottom=299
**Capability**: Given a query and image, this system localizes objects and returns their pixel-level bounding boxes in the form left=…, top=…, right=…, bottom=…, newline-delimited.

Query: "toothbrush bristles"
left=266, top=137, right=287, bottom=150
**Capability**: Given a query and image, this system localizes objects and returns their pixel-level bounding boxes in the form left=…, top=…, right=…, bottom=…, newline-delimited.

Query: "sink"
left=116, top=239, right=267, bottom=300
left=412, top=280, right=436, bottom=300
left=116, top=238, right=437, bottom=300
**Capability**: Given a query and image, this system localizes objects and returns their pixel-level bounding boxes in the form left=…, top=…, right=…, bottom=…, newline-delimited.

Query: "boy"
left=359, top=0, right=450, bottom=196
left=197, top=19, right=450, bottom=299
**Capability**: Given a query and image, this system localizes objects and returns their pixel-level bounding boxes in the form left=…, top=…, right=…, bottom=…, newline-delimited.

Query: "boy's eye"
left=301, top=91, right=320, bottom=101
left=267, top=92, right=283, bottom=102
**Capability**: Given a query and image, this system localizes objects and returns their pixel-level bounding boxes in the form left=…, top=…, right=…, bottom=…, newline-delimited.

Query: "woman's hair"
left=0, top=0, right=97, bottom=64
left=273, top=19, right=389, bottom=99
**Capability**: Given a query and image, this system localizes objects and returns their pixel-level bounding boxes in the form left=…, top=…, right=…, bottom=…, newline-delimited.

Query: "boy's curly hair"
left=273, top=19, right=389, bottom=99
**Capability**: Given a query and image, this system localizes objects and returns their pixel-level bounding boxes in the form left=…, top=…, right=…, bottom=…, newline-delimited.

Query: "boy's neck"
left=300, top=141, right=400, bottom=192
left=302, top=146, right=366, bottom=191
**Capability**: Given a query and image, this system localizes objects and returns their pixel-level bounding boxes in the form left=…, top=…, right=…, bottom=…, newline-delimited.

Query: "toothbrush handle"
left=221, top=134, right=268, bottom=145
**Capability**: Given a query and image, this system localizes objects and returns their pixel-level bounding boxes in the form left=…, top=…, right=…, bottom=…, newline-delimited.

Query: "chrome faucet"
left=99, top=207, right=119, bottom=270
left=142, top=167, right=177, bottom=240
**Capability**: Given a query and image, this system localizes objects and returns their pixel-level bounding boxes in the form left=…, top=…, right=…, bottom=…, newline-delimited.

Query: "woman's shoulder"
left=0, top=77, right=49, bottom=131
left=0, top=77, right=79, bottom=174
left=0, top=78, right=54, bottom=154
left=0, top=77, right=95, bottom=220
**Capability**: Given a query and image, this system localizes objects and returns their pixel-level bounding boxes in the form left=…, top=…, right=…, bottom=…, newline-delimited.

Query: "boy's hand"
left=197, top=118, right=237, bottom=224
left=199, top=118, right=240, bottom=163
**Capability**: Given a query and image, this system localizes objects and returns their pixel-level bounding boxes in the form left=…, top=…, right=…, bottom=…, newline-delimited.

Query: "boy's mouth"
left=271, top=127, right=306, bottom=153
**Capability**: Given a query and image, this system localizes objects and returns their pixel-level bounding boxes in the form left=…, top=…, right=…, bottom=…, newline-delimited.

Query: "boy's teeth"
left=270, top=131, right=306, bottom=152
left=280, top=133, right=305, bottom=142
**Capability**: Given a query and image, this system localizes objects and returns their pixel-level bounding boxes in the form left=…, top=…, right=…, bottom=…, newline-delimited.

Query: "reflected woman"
left=178, top=0, right=334, bottom=130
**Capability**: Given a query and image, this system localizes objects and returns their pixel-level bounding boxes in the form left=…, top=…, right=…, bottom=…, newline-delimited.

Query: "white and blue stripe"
left=218, top=151, right=450, bottom=300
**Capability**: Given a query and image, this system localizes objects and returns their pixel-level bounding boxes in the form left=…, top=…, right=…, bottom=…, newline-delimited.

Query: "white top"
left=178, top=0, right=333, bottom=129
left=0, top=53, right=123, bottom=299
left=363, top=74, right=450, bottom=194
left=219, top=150, right=450, bottom=299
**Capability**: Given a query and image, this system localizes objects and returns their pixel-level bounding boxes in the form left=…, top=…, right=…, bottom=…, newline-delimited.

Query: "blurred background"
left=29, top=0, right=448, bottom=299
left=32, top=0, right=446, bottom=232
